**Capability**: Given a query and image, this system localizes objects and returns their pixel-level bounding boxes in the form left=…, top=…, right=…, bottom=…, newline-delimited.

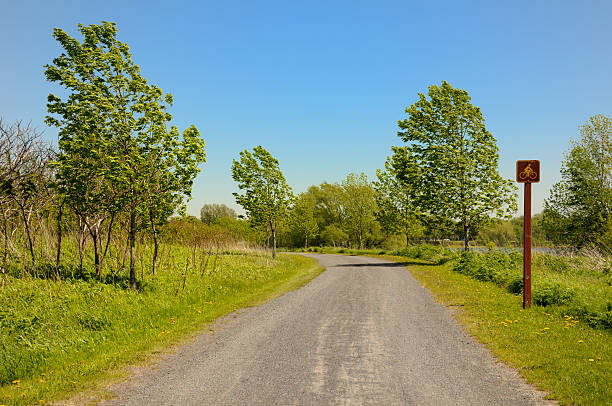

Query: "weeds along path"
left=103, top=254, right=552, bottom=405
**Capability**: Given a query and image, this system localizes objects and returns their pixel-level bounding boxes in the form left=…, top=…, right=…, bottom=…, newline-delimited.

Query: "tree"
left=375, top=147, right=423, bottom=246
left=45, top=22, right=205, bottom=288
left=0, top=119, right=55, bottom=271
left=304, top=183, right=345, bottom=243
left=200, top=203, right=237, bottom=225
left=341, top=173, right=378, bottom=249
left=397, top=81, right=516, bottom=250
left=321, top=224, right=348, bottom=248
left=543, top=114, right=611, bottom=248
left=231, top=146, right=293, bottom=259
left=288, top=193, right=318, bottom=248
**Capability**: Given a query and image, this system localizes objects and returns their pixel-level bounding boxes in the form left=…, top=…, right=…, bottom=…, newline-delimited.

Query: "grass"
left=0, top=248, right=322, bottom=406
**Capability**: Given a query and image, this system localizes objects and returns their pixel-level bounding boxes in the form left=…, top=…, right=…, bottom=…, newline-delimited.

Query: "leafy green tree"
left=288, top=193, right=319, bottom=248
left=302, top=183, right=345, bottom=245
left=397, top=81, right=517, bottom=250
left=45, top=22, right=205, bottom=288
left=141, top=123, right=205, bottom=276
left=321, top=224, right=348, bottom=248
left=543, top=114, right=611, bottom=248
left=375, top=147, right=424, bottom=245
left=341, top=173, right=378, bottom=249
left=200, top=203, right=237, bottom=225
left=231, top=146, right=293, bottom=259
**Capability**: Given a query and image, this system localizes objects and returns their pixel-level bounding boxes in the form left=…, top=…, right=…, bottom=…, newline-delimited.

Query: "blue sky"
left=2, top=0, right=611, bottom=216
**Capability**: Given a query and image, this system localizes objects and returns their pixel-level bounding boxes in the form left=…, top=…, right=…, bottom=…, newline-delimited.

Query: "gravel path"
left=102, top=254, right=553, bottom=405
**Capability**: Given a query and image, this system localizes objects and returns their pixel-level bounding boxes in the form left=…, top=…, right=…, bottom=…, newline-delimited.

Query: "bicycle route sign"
left=516, top=160, right=540, bottom=183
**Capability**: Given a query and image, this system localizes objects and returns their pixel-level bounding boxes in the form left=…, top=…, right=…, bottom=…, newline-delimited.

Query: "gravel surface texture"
left=102, top=254, right=554, bottom=405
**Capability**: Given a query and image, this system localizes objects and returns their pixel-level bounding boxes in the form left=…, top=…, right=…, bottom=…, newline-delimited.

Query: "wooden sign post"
left=516, top=160, right=540, bottom=308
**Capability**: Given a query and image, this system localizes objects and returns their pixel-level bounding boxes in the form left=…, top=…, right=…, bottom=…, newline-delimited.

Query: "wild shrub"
left=532, top=281, right=573, bottom=306
left=452, top=251, right=520, bottom=285
left=564, top=303, right=612, bottom=330
left=393, top=244, right=456, bottom=264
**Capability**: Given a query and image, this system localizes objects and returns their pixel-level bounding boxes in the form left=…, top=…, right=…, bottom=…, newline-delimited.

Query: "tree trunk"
left=1, top=202, right=10, bottom=285
left=147, top=207, right=159, bottom=276
left=17, top=203, right=35, bottom=271
left=100, top=214, right=115, bottom=271
left=464, top=223, right=470, bottom=251
left=84, top=222, right=101, bottom=282
left=129, top=209, right=137, bottom=290
left=152, top=229, right=159, bottom=276
left=55, top=202, right=63, bottom=280
left=272, top=225, right=277, bottom=260
left=92, top=229, right=101, bottom=282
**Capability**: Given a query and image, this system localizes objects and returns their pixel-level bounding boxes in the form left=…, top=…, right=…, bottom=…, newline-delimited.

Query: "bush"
left=507, top=277, right=523, bottom=295
left=393, top=244, right=456, bottom=264
left=452, top=251, right=520, bottom=285
left=564, top=303, right=612, bottom=330
left=532, top=282, right=573, bottom=306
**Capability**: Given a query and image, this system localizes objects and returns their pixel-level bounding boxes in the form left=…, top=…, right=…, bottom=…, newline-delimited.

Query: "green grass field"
left=0, top=249, right=322, bottom=406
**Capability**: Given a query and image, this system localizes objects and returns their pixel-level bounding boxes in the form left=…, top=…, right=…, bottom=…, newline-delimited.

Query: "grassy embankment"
left=298, top=244, right=611, bottom=405
left=0, top=248, right=322, bottom=406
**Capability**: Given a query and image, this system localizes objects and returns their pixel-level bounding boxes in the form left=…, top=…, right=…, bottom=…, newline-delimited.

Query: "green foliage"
left=374, top=149, right=424, bottom=244
left=392, top=244, right=457, bottom=264
left=320, top=224, right=348, bottom=248
left=287, top=193, right=318, bottom=248
left=396, top=81, right=517, bottom=250
left=231, top=146, right=293, bottom=258
left=341, top=173, right=379, bottom=249
left=213, top=216, right=265, bottom=246
left=475, top=214, right=550, bottom=247
left=200, top=203, right=237, bottom=224
left=532, top=281, right=573, bottom=306
left=543, top=114, right=611, bottom=248
left=44, top=21, right=206, bottom=286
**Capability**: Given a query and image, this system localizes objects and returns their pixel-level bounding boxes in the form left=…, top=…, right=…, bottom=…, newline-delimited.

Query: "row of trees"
left=1, top=22, right=206, bottom=289
left=228, top=82, right=517, bottom=251
left=227, top=83, right=609, bottom=252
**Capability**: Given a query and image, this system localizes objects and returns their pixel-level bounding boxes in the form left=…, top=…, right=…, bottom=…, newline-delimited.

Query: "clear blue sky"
left=2, top=0, right=611, bottom=216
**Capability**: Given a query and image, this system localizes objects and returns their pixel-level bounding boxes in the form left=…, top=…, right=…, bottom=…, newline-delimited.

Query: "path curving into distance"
left=102, top=254, right=553, bottom=405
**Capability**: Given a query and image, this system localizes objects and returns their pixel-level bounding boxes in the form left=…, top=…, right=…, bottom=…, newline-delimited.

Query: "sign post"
left=516, top=160, right=540, bottom=309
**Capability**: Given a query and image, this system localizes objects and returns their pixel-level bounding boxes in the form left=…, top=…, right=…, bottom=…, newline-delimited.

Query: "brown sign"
left=516, top=160, right=540, bottom=183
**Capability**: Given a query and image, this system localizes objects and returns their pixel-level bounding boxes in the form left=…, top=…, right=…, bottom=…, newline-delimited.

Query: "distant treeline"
left=225, top=112, right=610, bottom=253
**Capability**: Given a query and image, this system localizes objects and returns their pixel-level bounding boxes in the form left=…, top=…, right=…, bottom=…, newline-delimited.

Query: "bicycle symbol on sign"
left=516, top=160, right=540, bottom=183
left=518, top=163, right=538, bottom=181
